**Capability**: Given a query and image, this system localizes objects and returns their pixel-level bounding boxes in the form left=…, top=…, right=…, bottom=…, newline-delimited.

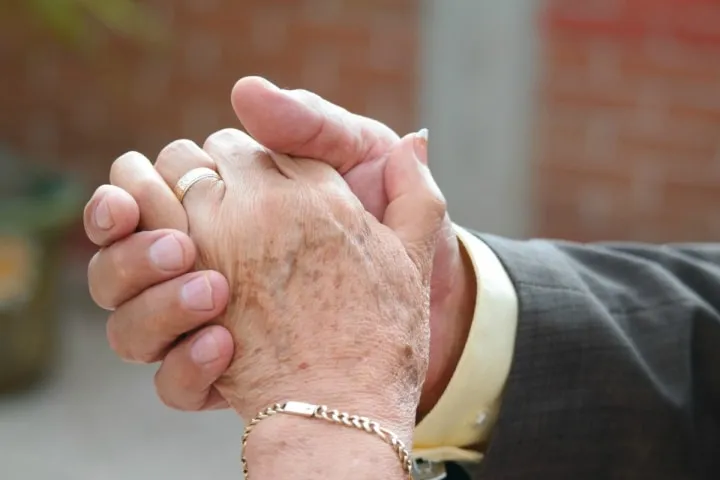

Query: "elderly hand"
left=142, top=128, right=444, bottom=430
left=84, top=77, right=475, bottom=416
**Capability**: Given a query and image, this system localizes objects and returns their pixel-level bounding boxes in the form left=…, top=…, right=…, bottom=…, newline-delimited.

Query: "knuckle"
left=156, top=139, right=196, bottom=166
left=134, top=347, right=161, bottom=364
left=109, top=311, right=159, bottom=364
left=203, top=128, right=243, bottom=149
left=154, top=365, right=200, bottom=411
left=142, top=316, right=170, bottom=350
left=153, top=370, right=179, bottom=409
left=108, top=243, right=134, bottom=288
left=106, top=314, right=161, bottom=364
left=175, top=362, right=202, bottom=393
left=110, top=151, right=143, bottom=180
left=105, top=311, right=151, bottom=364
left=91, top=236, right=148, bottom=309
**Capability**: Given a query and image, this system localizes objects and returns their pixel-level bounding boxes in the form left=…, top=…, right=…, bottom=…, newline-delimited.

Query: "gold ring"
left=173, top=167, right=221, bottom=203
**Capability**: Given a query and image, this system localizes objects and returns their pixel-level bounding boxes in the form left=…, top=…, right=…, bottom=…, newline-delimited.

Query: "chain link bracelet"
left=241, top=401, right=413, bottom=479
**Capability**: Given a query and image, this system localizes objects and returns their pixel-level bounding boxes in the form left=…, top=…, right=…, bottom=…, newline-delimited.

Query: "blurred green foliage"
left=20, top=0, right=165, bottom=47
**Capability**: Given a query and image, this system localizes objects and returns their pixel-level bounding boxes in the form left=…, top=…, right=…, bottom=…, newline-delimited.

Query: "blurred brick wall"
left=537, top=0, right=720, bottom=242
left=0, top=0, right=417, bottom=196
left=9, top=0, right=719, bottom=247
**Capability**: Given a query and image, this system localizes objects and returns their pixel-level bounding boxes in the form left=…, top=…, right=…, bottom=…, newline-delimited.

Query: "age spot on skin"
left=403, top=345, right=413, bottom=359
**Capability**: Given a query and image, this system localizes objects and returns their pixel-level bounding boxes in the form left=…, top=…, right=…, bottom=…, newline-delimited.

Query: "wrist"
left=243, top=399, right=414, bottom=479
left=222, top=367, right=419, bottom=429
left=418, top=230, right=476, bottom=418
left=225, top=379, right=417, bottom=437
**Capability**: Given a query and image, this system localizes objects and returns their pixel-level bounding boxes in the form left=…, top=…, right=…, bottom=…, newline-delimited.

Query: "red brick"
left=0, top=0, right=419, bottom=242
left=662, top=177, right=720, bottom=213
left=545, top=34, right=593, bottom=69
left=545, top=0, right=720, bottom=47
left=618, top=39, right=720, bottom=85
left=539, top=0, right=720, bottom=242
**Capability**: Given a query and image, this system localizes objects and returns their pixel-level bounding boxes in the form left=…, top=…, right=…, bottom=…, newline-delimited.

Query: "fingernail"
left=149, top=235, right=186, bottom=271
left=190, top=331, right=220, bottom=365
left=181, top=275, right=215, bottom=311
left=94, top=199, right=114, bottom=230
left=414, top=128, right=429, bottom=166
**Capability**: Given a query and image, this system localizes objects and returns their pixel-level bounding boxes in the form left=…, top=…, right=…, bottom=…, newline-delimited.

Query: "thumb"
left=382, top=129, right=446, bottom=275
left=230, top=76, right=399, bottom=172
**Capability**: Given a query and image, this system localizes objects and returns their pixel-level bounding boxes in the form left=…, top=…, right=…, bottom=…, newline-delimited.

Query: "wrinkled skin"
left=86, top=77, right=472, bottom=418
left=141, top=128, right=445, bottom=430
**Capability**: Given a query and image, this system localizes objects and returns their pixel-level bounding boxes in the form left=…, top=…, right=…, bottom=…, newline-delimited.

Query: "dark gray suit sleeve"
left=464, top=234, right=720, bottom=480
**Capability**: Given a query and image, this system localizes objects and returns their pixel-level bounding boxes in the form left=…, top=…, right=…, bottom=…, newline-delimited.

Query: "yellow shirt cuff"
left=412, top=225, right=518, bottom=463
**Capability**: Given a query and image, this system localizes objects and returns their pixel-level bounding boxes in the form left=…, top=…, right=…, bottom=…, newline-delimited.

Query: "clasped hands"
left=84, top=77, right=476, bottom=476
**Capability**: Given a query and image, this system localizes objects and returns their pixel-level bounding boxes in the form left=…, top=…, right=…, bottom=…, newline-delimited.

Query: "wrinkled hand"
left=147, top=128, right=444, bottom=430
left=84, top=77, right=474, bottom=415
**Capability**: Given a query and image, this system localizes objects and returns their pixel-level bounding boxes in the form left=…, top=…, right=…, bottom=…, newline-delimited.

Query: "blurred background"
left=1, top=0, right=719, bottom=478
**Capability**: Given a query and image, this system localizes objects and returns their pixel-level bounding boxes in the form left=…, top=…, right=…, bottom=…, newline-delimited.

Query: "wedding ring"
left=173, top=167, right=221, bottom=203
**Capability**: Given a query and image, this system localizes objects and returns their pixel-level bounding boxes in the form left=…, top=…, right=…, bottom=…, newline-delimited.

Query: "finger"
left=107, top=270, right=229, bottom=363
left=202, top=128, right=278, bottom=181
left=156, top=130, right=273, bottom=225
left=154, top=139, right=224, bottom=214
left=382, top=129, right=446, bottom=274
left=84, top=185, right=140, bottom=247
left=269, top=150, right=340, bottom=184
left=199, top=129, right=286, bottom=230
left=110, top=151, right=188, bottom=232
left=88, top=229, right=196, bottom=310
left=154, top=325, right=234, bottom=411
left=231, top=76, right=399, bottom=173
